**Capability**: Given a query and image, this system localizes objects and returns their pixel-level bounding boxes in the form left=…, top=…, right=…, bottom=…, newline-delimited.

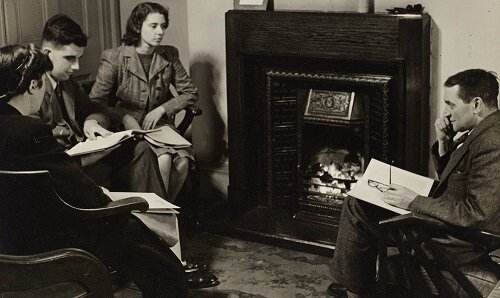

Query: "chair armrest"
left=176, top=105, right=203, bottom=135
left=380, top=213, right=500, bottom=249
left=0, top=248, right=112, bottom=296
left=64, top=197, right=149, bottom=219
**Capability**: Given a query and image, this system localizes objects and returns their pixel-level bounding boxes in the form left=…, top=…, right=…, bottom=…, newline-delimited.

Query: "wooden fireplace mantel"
left=217, top=10, right=430, bottom=254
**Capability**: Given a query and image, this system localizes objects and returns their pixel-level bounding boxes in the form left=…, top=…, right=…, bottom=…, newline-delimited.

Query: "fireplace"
left=210, top=10, right=430, bottom=254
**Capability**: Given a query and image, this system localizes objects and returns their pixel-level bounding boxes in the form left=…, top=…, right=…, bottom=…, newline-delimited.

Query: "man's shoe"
left=185, top=271, right=219, bottom=289
left=183, top=262, right=208, bottom=274
left=327, top=282, right=347, bottom=298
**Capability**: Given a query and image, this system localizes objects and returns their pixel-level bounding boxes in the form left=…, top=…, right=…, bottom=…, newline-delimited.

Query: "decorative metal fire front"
left=264, top=70, right=392, bottom=227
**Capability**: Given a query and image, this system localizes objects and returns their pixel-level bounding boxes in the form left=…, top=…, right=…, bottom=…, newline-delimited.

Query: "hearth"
left=206, top=10, right=430, bottom=254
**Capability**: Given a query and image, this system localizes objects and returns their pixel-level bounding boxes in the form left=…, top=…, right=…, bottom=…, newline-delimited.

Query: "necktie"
left=54, top=83, right=71, bottom=124
left=451, top=132, right=469, bottom=151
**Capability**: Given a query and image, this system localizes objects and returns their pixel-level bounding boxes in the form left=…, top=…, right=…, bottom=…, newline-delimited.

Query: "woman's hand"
left=142, top=106, right=166, bottom=130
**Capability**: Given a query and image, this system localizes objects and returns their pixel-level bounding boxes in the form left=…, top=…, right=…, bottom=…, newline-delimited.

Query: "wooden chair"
left=0, top=169, right=149, bottom=297
left=379, top=213, right=500, bottom=298
left=0, top=248, right=112, bottom=297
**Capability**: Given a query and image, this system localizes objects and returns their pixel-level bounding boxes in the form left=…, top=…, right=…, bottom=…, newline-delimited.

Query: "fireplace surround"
left=210, top=10, right=430, bottom=254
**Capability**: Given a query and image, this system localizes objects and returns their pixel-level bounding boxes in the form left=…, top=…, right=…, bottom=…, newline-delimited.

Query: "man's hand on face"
left=434, top=115, right=456, bottom=156
left=83, top=119, right=112, bottom=140
left=381, top=184, right=418, bottom=210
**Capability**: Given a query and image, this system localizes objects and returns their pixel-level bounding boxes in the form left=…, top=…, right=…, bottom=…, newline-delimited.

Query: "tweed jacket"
left=89, top=45, right=198, bottom=127
left=36, top=75, right=113, bottom=147
left=409, top=110, right=500, bottom=235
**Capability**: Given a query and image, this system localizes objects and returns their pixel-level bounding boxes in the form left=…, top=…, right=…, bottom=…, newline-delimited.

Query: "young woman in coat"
left=90, top=2, right=198, bottom=202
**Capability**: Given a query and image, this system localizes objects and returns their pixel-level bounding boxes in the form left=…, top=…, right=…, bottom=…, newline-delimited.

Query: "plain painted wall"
left=121, top=0, right=500, bottom=199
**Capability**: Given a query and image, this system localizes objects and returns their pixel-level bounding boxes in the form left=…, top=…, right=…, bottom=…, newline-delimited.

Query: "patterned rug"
left=183, top=232, right=333, bottom=297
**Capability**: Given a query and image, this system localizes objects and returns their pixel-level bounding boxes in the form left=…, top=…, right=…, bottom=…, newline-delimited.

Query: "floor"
left=115, top=231, right=333, bottom=297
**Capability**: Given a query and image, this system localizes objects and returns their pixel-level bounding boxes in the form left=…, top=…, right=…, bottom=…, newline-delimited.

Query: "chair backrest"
left=0, top=170, right=84, bottom=254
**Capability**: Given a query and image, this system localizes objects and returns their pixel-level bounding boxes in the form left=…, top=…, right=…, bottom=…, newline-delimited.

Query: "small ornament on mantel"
left=357, top=0, right=374, bottom=13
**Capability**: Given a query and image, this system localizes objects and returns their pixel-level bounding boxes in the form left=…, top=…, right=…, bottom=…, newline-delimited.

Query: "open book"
left=347, top=159, right=437, bottom=214
left=66, top=126, right=191, bottom=156
left=107, top=191, right=180, bottom=214
left=66, top=129, right=158, bottom=156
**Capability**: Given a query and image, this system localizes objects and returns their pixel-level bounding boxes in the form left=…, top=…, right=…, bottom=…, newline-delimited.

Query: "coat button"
left=156, top=87, right=161, bottom=90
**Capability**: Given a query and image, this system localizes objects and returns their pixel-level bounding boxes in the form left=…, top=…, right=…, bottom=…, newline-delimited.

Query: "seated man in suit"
left=36, top=14, right=217, bottom=287
left=328, top=69, right=500, bottom=297
left=0, top=43, right=185, bottom=297
left=36, top=14, right=155, bottom=191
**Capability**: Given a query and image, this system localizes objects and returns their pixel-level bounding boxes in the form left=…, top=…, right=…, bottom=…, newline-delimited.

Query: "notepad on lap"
left=347, top=159, right=436, bottom=214
left=144, top=125, right=191, bottom=148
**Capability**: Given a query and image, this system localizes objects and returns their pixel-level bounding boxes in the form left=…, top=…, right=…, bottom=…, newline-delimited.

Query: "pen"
left=389, top=163, right=391, bottom=185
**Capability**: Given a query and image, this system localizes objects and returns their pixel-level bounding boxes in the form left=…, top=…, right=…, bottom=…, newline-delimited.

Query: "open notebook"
left=347, top=158, right=436, bottom=214
left=66, top=126, right=191, bottom=156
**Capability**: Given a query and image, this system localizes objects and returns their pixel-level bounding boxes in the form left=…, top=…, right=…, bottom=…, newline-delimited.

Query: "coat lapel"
left=123, top=46, right=148, bottom=83
left=149, top=47, right=170, bottom=80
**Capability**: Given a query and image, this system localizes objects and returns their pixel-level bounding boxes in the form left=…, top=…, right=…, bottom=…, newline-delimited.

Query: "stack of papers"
left=144, top=125, right=191, bottom=149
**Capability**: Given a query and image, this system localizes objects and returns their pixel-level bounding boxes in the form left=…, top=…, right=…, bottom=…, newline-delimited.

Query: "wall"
left=163, top=0, right=500, bottom=199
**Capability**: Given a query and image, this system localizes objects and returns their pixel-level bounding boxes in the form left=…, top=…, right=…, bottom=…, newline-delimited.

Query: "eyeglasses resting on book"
left=367, top=179, right=389, bottom=192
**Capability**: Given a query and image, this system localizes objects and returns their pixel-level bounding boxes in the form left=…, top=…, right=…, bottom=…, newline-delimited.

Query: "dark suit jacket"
left=410, top=110, right=500, bottom=235
left=0, top=102, right=110, bottom=208
left=1, top=102, right=117, bottom=253
left=35, top=76, right=120, bottom=147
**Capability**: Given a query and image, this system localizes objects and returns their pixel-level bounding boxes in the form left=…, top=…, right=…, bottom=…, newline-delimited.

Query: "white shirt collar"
left=45, top=72, right=58, bottom=89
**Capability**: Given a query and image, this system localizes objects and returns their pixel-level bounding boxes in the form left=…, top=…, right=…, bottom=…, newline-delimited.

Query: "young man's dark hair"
left=444, top=69, right=499, bottom=107
left=122, top=2, right=169, bottom=46
left=42, top=14, right=87, bottom=47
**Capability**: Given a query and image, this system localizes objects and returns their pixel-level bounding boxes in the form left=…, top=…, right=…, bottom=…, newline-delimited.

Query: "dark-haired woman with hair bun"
left=0, top=43, right=186, bottom=297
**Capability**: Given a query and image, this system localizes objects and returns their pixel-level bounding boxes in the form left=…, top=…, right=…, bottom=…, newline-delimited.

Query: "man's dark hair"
left=445, top=69, right=499, bottom=108
left=122, top=2, right=169, bottom=46
left=42, top=14, right=87, bottom=47
left=0, top=44, right=53, bottom=102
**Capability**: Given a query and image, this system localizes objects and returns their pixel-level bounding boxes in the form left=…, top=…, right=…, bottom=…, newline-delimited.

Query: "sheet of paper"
left=347, top=159, right=435, bottom=214
left=110, top=192, right=180, bottom=211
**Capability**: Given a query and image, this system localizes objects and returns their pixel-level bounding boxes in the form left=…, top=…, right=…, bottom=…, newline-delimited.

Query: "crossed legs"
left=330, top=197, right=394, bottom=296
